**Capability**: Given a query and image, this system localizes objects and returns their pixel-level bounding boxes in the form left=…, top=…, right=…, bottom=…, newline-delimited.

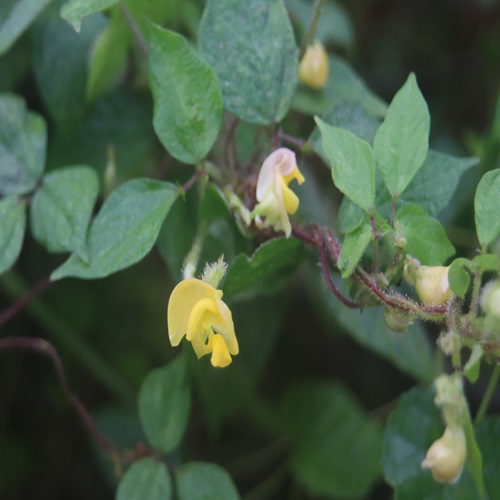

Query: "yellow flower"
left=404, top=258, right=451, bottom=306
left=298, top=42, right=329, bottom=90
left=167, top=278, right=238, bottom=368
left=253, top=148, right=305, bottom=237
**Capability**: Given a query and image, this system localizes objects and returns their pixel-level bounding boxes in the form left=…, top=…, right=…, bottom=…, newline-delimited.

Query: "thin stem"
left=470, top=270, right=482, bottom=317
left=390, top=202, right=397, bottom=227
left=475, top=365, right=500, bottom=423
left=182, top=169, right=202, bottom=193
left=277, top=131, right=307, bottom=150
left=224, top=116, right=239, bottom=176
left=299, top=0, right=325, bottom=59
left=119, top=3, right=148, bottom=58
left=370, top=214, right=379, bottom=273
left=0, top=275, right=51, bottom=327
left=0, top=272, right=135, bottom=403
left=0, top=337, right=120, bottom=460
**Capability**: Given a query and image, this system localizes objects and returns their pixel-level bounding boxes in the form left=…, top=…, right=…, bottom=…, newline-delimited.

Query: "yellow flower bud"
left=167, top=278, right=238, bottom=368
left=404, top=259, right=451, bottom=306
left=253, top=148, right=305, bottom=237
left=421, top=426, right=466, bottom=484
left=298, top=42, right=329, bottom=90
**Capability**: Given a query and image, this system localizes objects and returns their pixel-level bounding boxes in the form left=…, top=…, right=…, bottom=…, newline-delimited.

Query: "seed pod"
left=298, top=42, right=329, bottom=90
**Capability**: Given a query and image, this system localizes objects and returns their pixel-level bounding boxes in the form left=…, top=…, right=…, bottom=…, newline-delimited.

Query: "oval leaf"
left=0, top=196, right=26, bottom=275
left=138, top=356, right=191, bottom=454
left=338, top=222, right=373, bottom=278
left=199, top=0, right=298, bottom=124
left=475, top=169, right=500, bottom=247
left=60, top=0, right=119, bottom=32
left=448, top=257, right=472, bottom=298
left=176, top=462, right=239, bottom=500
left=315, top=117, right=375, bottom=212
left=373, top=73, right=430, bottom=198
left=116, top=457, right=172, bottom=500
left=51, top=178, right=178, bottom=280
left=148, top=23, right=222, bottom=164
left=30, top=166, right=99, bottom=261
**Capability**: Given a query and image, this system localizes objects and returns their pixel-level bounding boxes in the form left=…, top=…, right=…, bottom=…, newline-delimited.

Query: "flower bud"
left=421, top=426, right=466, bottom=484
left=480, top=280, right=500, bottom=319
left=404, top=258, right=451, bottom=306
left=298, top=42, right=328, bottom=90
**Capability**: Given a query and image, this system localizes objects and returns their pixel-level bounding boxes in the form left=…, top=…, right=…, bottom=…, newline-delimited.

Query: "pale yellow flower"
left=254, top=148, right=305, bottom=237
left=404, top=258, right=451, bottom=306
left=299, top=42, right=329, bottom=90
left=167, top=278, right=238, bottom=368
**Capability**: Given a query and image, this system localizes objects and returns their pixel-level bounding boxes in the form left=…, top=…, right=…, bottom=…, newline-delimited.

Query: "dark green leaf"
left=448, top=258, right=472, bottom=298
left=402, top=150, right=478, bottom=216
left=293, top=55, right=387, bottom=117
left=86, top=10, right=129, bottom=101
left=30, top=166, right=99, bottom=260
left=138, top=356, right=191, bottom=454
left=176, top=462, right=239, bottom=500
left=223, top=238, right=303, bottom=298
left=475, top=169, right=500, bottom=247
left=396, top=203, right=455, bottom=265
left=338, top=223, right=373, bottom=277
left=315, top=118, right=375, bottom=211
left=199, top=0, right=298, bottom=124
left=148, top=24, right=222, bottom=164
left=0, top=93, right=46, bottom=196
left=373, top=73, right=430, bottom=198
left=116, top=458, right=172, bottom=500
left=282, top=381, right=382, bottom=498
left=60, top=0, right=119, bottom=32
left=51, top=178, right=178, bottom=280
left=0, top=0, right=52, bottom=55
left=0, top=196, right=26, bottom=275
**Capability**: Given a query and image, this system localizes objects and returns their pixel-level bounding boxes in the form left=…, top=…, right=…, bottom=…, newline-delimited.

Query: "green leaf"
left=199, top=0, right=298, bottom=124
left=86, top=10, right=129, bottom=102
left=396, top=203, right=455, bottom=265
left=293, top=55, right=387, bottom=117
left=476, top=416, right=500, bottom=495
left=475, top=169, right=500, bottom=247
left=473, top=253, right=499, bottom=273
left=176, top=462, right=239, bottom=500
left=30, top=166, right=99, bottom=261
left=31, top=6, right=106, bottom=124
left=464, top=345, right=483, bottom=384
left=60, top=0, right=119, bottom=32
left=338, top=223, right=373, bottom=278
left=148, top=24, right=222, bottom=164
left=0, top=196, right=26, bottom=275
left=282, top=381, right=382, bottom=498
left=138, top=356, right=191, bottom=454
left=448, top=258, right=472, bottom=298
left=223, top=238, right=303, bottom=298
left=0, top=0, right=53, bottom=55
left=402, top=150, right=478, bottom=216
left=463, top=417, right=485, bottom=497
left=116, top=457, right=172, bottom=500
left=0, top=93, right=46, bottom=196
left=315, top=117, right=375, bottom=211
left=51, top=178, right=178, bottom=280
left=373, top=73, right=430, bottom=198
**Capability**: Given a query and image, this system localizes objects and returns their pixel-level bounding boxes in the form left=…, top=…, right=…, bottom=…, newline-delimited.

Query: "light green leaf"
left=0, top=93, right=46, bottom=196
left=199, top=0, right=298, bottom=124
left=402, top=150, right=478, bottom=216
left=86, top=10, right=129, bottom=102
left=315, top=117, right=375, bottom=211
left=30, top=166, right=99, bottom=261
left=463, top=417, right=485, bottom=497
left=138, top=356, right=191, bottom=454
left=338, top=223, right=373, bottom=278
left=0, top=196, right=26, bottom=275
left=464, top=345, right=483, bottom=384
left=475, top=169, right=500, bottom=247
left=0, top=0, right=52, bottom=55
left=476, top=416, right=500, bottom=495
left=60, top=0, right=119, bottom=32
left=373, top=73, right=430, bottom=198
left=116, top=457, right=172, bottom=500
left=51, top=178, right=178, bottom=280
left=293, top=55, right=387, bottom=117
left=448, top=257, right=472, bottom=298
left=223, top=238, right=303, bottom=298
left=396, top=203, right=455, bottom=265
left=176, top=462, right=240, bottom=500
left=282, top=381, right=382, bottom=498
left=148, top=23, right=222, bottom=164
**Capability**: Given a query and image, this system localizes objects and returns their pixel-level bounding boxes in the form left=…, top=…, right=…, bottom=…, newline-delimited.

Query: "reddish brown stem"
left=0, top=276, right=51, bottom=328
left=182, top=170, right=202, bottom=193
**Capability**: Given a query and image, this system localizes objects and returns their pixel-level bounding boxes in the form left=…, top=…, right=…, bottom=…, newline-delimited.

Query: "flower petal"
left=256, top=148, right=297, bottom=201
left=213, top=296, right=239, bottom=355
left=210, top=333, right=232, bottom=367
left=280, top=176, right=300, bottom=214
left=186, top=297, right=219, bottom=341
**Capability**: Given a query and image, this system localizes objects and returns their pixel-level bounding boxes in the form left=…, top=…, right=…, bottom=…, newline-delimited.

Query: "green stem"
left=0, top=272, right=135, bottom=404
left=470, top=270, right=482, bottom=317
left=475, top=364, right=500, bottom=423
left=299, top=0, right=325, bottom=59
